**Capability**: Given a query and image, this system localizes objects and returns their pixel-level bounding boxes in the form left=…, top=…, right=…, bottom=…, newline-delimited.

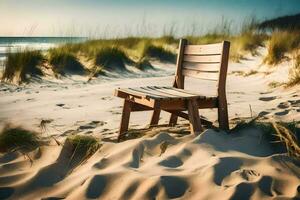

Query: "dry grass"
left=268, top=81, right=284, bottom=88
left=65, top=135, right=101, bottom=166
left=94, top=46, right=131, bottom=71
left=286, top=52, right=300, bottom=86
left=231, top=119, right=300, bottom=158
left=0, top=125, right=41, bottom=153
left=139, top=42, right=176, bottom=63
left=2, top=49, right=44, bottom=84
left=48, top=48, right=86, bottom=76
left=264, top=31, right=300, bottom=65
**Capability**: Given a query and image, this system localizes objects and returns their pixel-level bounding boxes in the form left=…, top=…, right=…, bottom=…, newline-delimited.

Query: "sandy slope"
left=0, top=129, right=299, bottom=199
left=0, top=49, right=299, bottom=199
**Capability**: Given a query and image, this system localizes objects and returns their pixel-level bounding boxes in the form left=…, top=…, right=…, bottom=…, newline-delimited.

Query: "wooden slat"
left=117, top=88, right=163, bottom=99
left=184, top=43, right=223, bottom=55
left=183, top=55, right=221, bottom=63
left=182, top=62, right=220, bottom=72
left=149, top=86, right=201, bottom=98
left=182, top=69, right=219, bottom=81
left=142, top=86, right=182, bottom=98
left=165, top=87, right=203, bottom=96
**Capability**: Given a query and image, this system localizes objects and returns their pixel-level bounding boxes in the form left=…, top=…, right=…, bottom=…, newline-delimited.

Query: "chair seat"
left=115, top=86, right=216, bottom=101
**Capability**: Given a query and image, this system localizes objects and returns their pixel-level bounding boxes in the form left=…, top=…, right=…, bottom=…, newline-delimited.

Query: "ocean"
left=0, top=37, right=87, bottom=67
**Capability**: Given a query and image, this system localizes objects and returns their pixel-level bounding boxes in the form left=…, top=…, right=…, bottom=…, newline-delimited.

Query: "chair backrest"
left=173, top=39, right=230, bottom=97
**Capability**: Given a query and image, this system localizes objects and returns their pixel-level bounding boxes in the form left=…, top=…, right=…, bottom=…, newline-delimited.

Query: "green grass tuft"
left=264, top=31, right=300, bottom=65
left=65, top=135, right=101, bottom=166
left=2, top=49, right=44, bottom=84
left=140, top=42, right=175, bottom=63
left=134, top=57, right=154, bottom=70
left=0, top=125, right=41, bottom=153
left=286, top=52, right=300, bottom=86
left=231, top=119, right=300, bottom=158
left=95, top=46, right=131, bottom=70
left=48, top=49, right=86, bottom=75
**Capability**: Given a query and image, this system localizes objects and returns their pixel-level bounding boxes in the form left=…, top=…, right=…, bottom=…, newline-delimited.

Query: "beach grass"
left=0, top=125, right=41, bottom=153
left=94, top=46, right=131, bottom=70
left=48, top=48, right=86, bottom=75
left=65, top=135, right=101, bottom=166
left=2, top=49, right=44, bottom=83
left=134, top=57, right=154, bottom=70
left=231, top=119, right=300, bottom=158
left=286, top=52, right=300, bottom=86
left=264, top=30, right=300, bottom=65
left=139, top=42, right=176, bottom=63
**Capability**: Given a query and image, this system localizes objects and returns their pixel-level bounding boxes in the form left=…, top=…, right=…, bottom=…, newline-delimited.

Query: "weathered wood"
left=170, top=39, right=187, bottom=125
left=187, top=99, right=202, bottom=134
left=118, top=100, right=132, bottom=141
left=217, top=41, right=230, bottom=130
left=183, top=55, right=221, bottom=63
left=183, top=62, right=220, bottom=72
left=184, top=43, right=223, bottom=55
left=182, top=69, right=219, bottom=81
left=114, top=39, right=230, bottom=140
left=173, top=39, right=187, bottom=89
left=150, top=101, right=161, bottom=126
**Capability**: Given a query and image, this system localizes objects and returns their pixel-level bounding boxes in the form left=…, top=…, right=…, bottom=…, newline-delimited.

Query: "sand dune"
left=0, top=48, right=299, bottom=199
left=0, top=129, right=299, bottom=199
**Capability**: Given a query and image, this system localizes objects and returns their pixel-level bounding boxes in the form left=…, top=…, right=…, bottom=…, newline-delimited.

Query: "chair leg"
left=187, top=99, right=202, bottom=135
left=150, top=109, right=161, bottom=126
left=150, top=100, right=161, bottom=126
left=218, top=98, right=229, bottom=131
left=169, top=114, right=178, bottom=126
left=118, top=99, right=132, bottom=141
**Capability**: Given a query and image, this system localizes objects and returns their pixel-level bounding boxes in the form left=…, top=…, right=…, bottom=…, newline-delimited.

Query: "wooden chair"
left=114, top=39, right=230, bottom=141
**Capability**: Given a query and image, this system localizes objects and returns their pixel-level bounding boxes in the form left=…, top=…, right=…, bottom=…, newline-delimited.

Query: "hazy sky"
left=0, top=0, right=299, bottom=37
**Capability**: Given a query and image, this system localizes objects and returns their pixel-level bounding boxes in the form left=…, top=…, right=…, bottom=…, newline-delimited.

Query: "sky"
left=0, top=0, right=299, bottom=37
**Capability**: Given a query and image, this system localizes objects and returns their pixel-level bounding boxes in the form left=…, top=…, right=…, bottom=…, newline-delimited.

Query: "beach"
left=0, top=46, right=299, bottom=199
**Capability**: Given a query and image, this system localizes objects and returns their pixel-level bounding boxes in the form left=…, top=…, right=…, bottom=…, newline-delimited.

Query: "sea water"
left=0, top=37, right=86, bottom=69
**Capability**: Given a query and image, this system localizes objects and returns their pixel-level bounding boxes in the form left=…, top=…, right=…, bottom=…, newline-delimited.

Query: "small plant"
left=134, top=57, right=154, bottom=70
left=231, top=119, right=300, bottom=158
left=268, top=81, right=283, bottom=88
left=48, top=49, right=86, bottom=75
left=2, top=49, right=44, bottom=83
left=286, top=52, right=300, bottom=86
left=140, top=42, right=176, bottom=63
left=65, top=135, right=101, bottom=166
left=264, top=31, right=300, bottom=65
left=0, top=125, right=41, bottom=153
left=95, top=46, right=131, bottom=70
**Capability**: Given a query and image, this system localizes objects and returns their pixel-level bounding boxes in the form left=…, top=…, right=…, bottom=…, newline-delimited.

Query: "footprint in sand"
left=277, top=102, right=290, bottom=109
left=101, top=96, right=113, bottom=101
left=289, top=99, right=300, bottom=107
left=258, top=111, right=270, bottom=117
left=239, top=169, right=261, bottom=181
left=274, top=110, right=290, bottom=116
left=259, top=96, right=276, bottom=101
left=56, top=103, right=71, bottom=109
left=78, top=121, right=107, bottom=130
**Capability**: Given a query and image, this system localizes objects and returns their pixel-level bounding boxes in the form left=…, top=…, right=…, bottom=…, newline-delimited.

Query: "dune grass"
left=139, top=42, right=176, bottom=63
left=286, top=52, right=300, bottom=86
left=2, top=49, right=44, bottom=83
left=231, top=119, right=300, bottom=158
left=94, top=46, right=131, bottom=70
left=264, top=30, right=300, bottom=65
left=65, top=135, right=101, bottom=166
left=0, top=125, right=41, bottom=153
left=48, top=48, right=86, bottom=75
left=134, top=57, right=154, bottom=70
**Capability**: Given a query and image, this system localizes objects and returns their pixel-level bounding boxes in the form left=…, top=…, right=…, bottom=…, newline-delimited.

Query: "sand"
left=0, top=48, right=299, bottom=199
